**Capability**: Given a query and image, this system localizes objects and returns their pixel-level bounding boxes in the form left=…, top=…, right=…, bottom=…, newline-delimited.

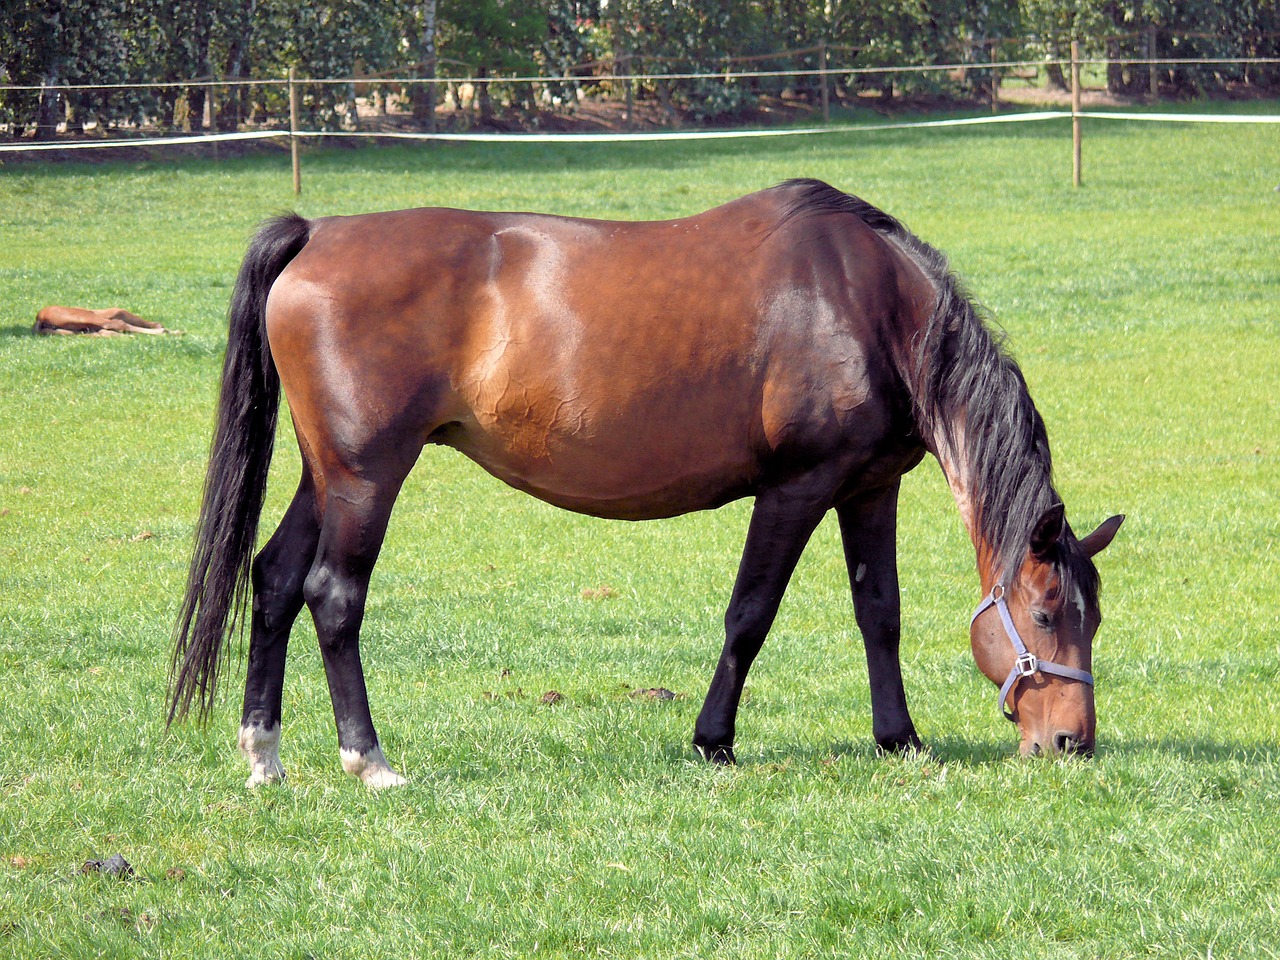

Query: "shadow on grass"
left=658, top=734, right=1015, bottom=769
left=1103, top=737, right=1277, bottom=764
left=662, top=735, right=1280, bottom=772
left=0, top=323, right=35, bottom=338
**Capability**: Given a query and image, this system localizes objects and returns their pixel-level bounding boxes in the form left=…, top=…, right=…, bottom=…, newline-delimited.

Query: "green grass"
left=2, top=105, right=1278, bottom=958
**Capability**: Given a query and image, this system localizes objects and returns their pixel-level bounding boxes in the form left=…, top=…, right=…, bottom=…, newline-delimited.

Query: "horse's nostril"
left=1052, top=731, right=1090, bottom=756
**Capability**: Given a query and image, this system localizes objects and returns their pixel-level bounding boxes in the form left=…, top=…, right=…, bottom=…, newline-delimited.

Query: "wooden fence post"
left=289, top=66, right=301, bottom=196
left=1071, top=40, right=1082, bottom=188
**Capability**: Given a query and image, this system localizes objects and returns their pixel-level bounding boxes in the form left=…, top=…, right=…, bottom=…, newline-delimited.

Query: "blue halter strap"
left=971, top=584, right=1094, bottom=722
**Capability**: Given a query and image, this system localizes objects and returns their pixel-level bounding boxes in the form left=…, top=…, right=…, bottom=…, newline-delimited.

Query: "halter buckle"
left=1015, top=652, right=1039, bottom=677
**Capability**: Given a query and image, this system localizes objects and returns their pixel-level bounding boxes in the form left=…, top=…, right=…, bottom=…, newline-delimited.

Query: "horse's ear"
left=1030, top=503, right=1066, bottom=560
left=1080, top=514, right=1125, bottom=558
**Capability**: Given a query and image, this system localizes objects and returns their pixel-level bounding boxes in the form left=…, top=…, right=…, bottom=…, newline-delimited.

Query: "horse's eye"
left=1031, top=610, right=1053, bottom=631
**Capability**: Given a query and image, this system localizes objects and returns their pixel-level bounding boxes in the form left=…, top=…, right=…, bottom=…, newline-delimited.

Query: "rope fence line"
left=5, top=106, right=1274, bottom=151
left=1, top=79, right=289, bottom=93
left=1077, top=110, right=1280, bottom=123
left=4, top=56, right=1279, bottom=92
left=0, top=109, right=1061, bottom=153
left=8, top=24, right=1277, bottom=91
left=2, top=50, right=1274, bottom=192
left=2, top=108, right=1273, bottom=149
left=0, top=130, right=284, bottom=151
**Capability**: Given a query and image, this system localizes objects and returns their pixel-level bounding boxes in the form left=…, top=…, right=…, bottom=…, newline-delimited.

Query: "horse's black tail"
left=168, top=213, right=312, bottom=725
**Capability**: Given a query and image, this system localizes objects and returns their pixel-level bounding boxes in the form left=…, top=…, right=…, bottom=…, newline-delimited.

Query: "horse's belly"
left=440, top=413, right=757, bottom=521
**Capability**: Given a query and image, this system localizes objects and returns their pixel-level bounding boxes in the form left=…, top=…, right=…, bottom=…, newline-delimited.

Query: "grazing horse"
left=169, top=179, right=1122, bottom=788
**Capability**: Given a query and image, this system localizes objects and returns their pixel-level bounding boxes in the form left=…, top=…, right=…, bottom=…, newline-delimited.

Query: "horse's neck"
left=894, top=243, right=1048, bottom=594
left=931, top=429, right=984, bottom=578
left=929, top=415, right=1006, bottom=593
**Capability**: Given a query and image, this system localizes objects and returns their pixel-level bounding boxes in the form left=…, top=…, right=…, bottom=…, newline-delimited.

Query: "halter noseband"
left=971, top=584, right=1094, bottom=722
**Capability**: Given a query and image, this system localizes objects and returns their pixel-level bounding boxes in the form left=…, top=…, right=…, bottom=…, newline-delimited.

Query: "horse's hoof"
left=341, top=744, right=408, bottom=789
left=245, top=766, right=287, bottom=789
left=875, top=734, right=925, bottom=756
left=361, top=767, right=409, bottom=790
left=694, top=742, right=737, bottom=765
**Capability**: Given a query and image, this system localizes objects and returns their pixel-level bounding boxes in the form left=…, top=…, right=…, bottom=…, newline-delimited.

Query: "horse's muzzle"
left=1025, top=731, right=1094, bottom=758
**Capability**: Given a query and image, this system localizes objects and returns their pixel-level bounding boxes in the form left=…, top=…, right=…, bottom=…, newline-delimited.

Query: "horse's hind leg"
left=240, top=470, right=321, bottom=787
left=303, top=468, right=411, bottom=788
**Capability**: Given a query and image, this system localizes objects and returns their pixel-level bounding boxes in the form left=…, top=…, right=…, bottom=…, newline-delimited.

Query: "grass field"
left=1, top=105, right=1278, bottom=958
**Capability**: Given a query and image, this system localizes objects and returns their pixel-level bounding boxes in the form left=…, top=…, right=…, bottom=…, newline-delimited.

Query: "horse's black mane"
left=774, top=178, right=1098, bottom=596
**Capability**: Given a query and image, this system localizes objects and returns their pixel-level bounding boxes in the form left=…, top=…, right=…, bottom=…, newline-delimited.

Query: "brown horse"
left=35, top=305, right=175, bottom=336
left=170, top=179, right=1122, bottom=788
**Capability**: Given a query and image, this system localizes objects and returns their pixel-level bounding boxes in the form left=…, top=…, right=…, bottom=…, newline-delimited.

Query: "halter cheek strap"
left=971, top=585, right=1094, bottom=722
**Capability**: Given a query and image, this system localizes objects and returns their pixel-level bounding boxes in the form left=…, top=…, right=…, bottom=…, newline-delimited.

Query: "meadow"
left=1, top=106, right=1277, bottom=958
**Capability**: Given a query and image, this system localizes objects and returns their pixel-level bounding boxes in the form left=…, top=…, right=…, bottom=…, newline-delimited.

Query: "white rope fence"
left=2, top=53, right=1275, bottom=190
left=4, top=108, right=1271, bottom=152
left=0, top=110, right=1083, bottom=153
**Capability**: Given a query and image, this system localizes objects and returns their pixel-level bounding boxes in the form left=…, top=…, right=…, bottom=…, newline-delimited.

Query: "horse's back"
left=265, top=188, right=926, bottom=518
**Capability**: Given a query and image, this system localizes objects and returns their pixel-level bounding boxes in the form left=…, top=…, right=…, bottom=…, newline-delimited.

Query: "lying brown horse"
left=35, top=305, right=175, bottom=335
left=170, top=179, right=1122, bottom=788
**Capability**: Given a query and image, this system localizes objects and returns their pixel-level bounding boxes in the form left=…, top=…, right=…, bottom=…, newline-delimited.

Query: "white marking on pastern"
left=340, top=744, right=408, bottom=789
left=239, top=723, right=287, bottom=789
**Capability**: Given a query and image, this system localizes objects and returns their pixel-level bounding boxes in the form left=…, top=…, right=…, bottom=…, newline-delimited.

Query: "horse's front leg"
left=692, top=480, right=831, bottom=763
left=836, top=483, right=922, bottom=753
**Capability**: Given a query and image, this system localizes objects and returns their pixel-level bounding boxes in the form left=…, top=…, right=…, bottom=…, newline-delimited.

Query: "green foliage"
left=0, top=109, right=1278, bottom=957
left=1019, top=0, right=1113, bottom=45
left=247, top=0, right=413, bottom=128
left=0, top=0, right=136, bottom=133
left=607, top=0, right=768, bottom=120
left=539, top=0, right=602, bottom=109
left=434, top=0, right=547, bottom=120
left=437, top=0, right=544, bottom=74
left=3, top=0, right=1280, bottom=132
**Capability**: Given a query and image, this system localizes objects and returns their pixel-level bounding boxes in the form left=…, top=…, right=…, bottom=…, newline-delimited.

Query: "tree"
left=0, top=0, right=136, bottom=137
left=437, top=0, right=546, bottom=123
left=607, top=0, right=772, bottom=121
left=410, top=1, right=438, bottom=130
left=3, top=0, right=1277, bottom=139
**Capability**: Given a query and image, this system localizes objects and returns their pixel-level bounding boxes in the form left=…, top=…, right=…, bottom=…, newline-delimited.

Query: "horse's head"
left=970, top=506, right=1124, bottom=757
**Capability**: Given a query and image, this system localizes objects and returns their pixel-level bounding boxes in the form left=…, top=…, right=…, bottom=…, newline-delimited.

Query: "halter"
left=971, top=584, right=1094, bottom=722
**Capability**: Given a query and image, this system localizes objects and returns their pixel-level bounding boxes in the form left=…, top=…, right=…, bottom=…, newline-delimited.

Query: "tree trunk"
left=1106, top=38, right=1125, bottom=94
left=37, top=71, right=62, bottom=139
left=187, top=10, right=212, bottom=131
left=187, top=89, right=208, bottom=132
left=1046, top=44, right=1068, bottom=92
left=221, top=0, right=258, bottom=130
left=477, top=66, right=493, bottom=124
left=412, top=0, right=438, bottom=133
left=160, top=90, right=178, bottom=130
left=64, top=95, right=83, bottom=136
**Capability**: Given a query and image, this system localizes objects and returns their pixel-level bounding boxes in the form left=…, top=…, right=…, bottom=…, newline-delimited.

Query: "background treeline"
left=3, top=0, right=1278, bottom=136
